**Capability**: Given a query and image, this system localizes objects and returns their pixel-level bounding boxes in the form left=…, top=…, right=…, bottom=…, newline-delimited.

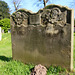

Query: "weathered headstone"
left=0, top=27, right=2, bottom=41
left=1, top=29, right=4, bottom=33
left=10, top=4, right=74, bottom=71
left=8, top=29, right=11, bottom=33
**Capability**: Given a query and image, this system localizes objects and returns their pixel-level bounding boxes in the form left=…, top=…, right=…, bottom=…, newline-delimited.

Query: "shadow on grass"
left=0, top=56, right=12, bottom=62
left=74, top=33, right=75, bottom=36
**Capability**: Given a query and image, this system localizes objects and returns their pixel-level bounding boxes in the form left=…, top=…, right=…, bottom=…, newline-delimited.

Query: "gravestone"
left=1, top=29, right=4, bottom=33
left=8, top=29, right=11, bottom=33
left=0, top=27, right=2, bottom=41
left=10, top=4, right=74, bottom=71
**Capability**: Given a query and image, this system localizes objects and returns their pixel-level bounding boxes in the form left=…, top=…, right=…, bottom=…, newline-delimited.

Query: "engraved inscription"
left=11, top=11, right=28, bottom=35
left=30, top=14, right=40, bottom=25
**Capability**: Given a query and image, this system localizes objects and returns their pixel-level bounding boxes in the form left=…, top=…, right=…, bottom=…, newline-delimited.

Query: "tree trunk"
left=43, top=0, right=46, bottom=7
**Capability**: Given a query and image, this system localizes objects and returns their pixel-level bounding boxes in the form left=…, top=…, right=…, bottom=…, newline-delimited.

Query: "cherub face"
left=51, top=9, right=58, bottom=19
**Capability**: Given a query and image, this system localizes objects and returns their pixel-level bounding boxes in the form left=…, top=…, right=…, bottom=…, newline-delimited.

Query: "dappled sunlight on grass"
left=0, top=33, right=12, bottom=57
left=0, top=33, right=12, bottom=67
left=73, top=33, right=75, bottom=71
left=0, top=60, right=34, bottom=75
left=0, top=33, right=75, bottom=74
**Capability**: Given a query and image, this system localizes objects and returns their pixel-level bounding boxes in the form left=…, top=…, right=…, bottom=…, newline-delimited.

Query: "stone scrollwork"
left=41, top=9, right=51, bottom=25
left=41, top=8, right=67, bottom=36
left=11, top=11, right=28, bottom=35
left=11, top=7, right=68, bottom=36
left=51, top=8, right=61, bottom=20
left=11, top=11, right=28, bottom=27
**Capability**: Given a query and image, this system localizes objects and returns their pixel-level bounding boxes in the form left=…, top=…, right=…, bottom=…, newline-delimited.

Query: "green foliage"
left=47, top=65, right=66, bottom=75
left=0, top=18, right=10, bottom=33
left=0, top=1, right=10, bottom=20
left=0, top=60, right=34, bottom=75
left=74, top=33, right=75, bottom=70
left=74, top=33, right=75, bottom=36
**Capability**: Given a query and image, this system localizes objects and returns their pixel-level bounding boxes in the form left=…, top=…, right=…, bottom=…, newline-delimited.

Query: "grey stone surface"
left=31, top=64, right=47, bottom=75
left=1, top=29, right=4, bottom=33
left=10, top=4, right=74, bottom=71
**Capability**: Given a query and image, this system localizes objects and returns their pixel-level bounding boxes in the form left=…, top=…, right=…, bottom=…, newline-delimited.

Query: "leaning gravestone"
left=10, top=4, right=74, bottom=71
left=0, top=27, right=2, bottom=41
left=1, top=29, right=4, bottom=33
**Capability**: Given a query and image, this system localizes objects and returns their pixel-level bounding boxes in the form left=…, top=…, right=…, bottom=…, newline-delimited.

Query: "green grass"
left=47, top=65, right=66, bottom=75
left=0, top=33, right=34, bottom=75
left=0, top=33, right=12, bottom=57
left=0, top=33, right=12, bottom=68
left=0, top=61, right=34, bottom=75
left=73, top=33, right=75, bottom=71
left=0, top=33, right=75, bottom=75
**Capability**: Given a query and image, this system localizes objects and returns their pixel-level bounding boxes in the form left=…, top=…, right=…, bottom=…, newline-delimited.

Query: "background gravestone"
left=8, top=29, right=11, bottom=33
left=10, top=4, right=74, bottom=71
left=0, top=27, right=2, bottom=41
left=1, top=29, right=4, bottom=33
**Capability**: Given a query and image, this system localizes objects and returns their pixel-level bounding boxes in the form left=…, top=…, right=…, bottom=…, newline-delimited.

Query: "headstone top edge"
left=11, top=4, right=73, bottom=16
left=11, top=8, right=36, bottom=16
left=44, top=4, right=73, bottom=10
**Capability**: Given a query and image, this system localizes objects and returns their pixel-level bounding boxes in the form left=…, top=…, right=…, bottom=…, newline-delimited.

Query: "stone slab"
left=10, top=4, right=74, bottom=71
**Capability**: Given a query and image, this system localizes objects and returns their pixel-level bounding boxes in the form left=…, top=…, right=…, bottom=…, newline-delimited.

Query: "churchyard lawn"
left=0, top=33, right=75, bottom=74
